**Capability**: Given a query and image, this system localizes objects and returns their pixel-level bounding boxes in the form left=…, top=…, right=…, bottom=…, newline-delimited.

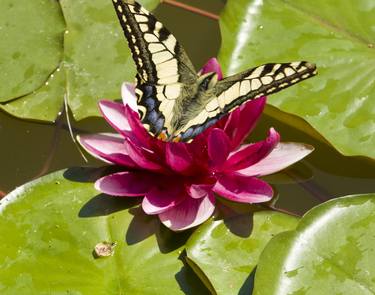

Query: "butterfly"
left=111, top=0, right=317, bottom=142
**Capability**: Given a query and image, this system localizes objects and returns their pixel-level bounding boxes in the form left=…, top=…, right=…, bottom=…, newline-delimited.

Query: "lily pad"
left=219, top=0, right=375, bottom=158
left=0, top=0, right=159, bottom=122
left=186, top=211, right=298, bottom=294
left=0, top=168, right=208, bottom=294
left=253, top=193, right=375, bottom=295
left=0, top=0, right=64, bottom=102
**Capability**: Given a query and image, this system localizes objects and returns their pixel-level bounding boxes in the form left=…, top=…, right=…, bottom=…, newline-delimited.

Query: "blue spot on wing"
left=137, top=83, right=166, bottom=136
left=145, top=98, right=156, bottom=110
left=147, top=109, right=164, bottom=135
left=148, top=110, right=158, bottom=122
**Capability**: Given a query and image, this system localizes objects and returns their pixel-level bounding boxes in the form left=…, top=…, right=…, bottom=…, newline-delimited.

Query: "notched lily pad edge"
left=0, top=0, right=160, bottom=122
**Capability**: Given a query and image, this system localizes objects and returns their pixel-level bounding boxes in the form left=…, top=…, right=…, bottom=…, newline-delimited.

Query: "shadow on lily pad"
left=215, top=199, right=256, bottom=238
left=79, top=193, right=140, bottom=217
left=126, top=207, right=160, bottom=245
left=224, top=213, right=254, bottom=238
left=63, top=166, right=122, bottom=183
left=126, top=207, right=193, bottom=254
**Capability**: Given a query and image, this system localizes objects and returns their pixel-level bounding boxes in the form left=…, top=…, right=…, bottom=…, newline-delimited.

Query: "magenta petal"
left=121, top=82, right=138, bottom=112
left=77, top=134, right=136, bottom=167
left=95, top=171, right=156, bottom=196
left=236, top=143, right=314, bottom=177
left=99, top=100, right=131, bottom=134
left=213, top=174, right=273, bottom=203
left=142, top=181, right=186, bottom=215
left=166, top=142, right=195, bottom=174
left=123, top=105, right=154, bottom=148
left=208, top=128, right=231, bottom=169
left=225, top=97, right=266, bottom=148
left=187, top=183, right=214, bottom=199
left=124, top=138, right=165, bottom=172
left=199, top=58, right=223, bottom=80
left=226, top=128, right=280, bottom=170
left=159, top=194, right=215, bottom=231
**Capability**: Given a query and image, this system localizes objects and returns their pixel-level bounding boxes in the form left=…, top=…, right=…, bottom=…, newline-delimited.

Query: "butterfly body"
left=112, top=0, right=317, bottom=142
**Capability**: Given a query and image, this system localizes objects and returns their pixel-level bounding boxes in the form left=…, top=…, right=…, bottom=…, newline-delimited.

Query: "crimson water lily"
left=78, top=58, right=313, bottom=231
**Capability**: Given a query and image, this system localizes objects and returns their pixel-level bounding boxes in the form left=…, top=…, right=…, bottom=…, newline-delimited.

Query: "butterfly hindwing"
left=112, top=0, right=197, bottom=137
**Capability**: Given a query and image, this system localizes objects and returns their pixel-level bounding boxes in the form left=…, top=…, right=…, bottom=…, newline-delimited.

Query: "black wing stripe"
left=112, top=0, right=196, bottom=85
left=113, top=1, right=158, bottom=83
left=260, top=63, right=276, bottom=77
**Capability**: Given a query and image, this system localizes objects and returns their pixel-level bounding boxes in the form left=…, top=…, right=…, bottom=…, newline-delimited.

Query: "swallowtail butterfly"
left=112, top=0, right=317, bottom=142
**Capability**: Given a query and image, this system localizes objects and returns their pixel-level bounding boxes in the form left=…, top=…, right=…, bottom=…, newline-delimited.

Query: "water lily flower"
left=78, top=58, right=313, bottom=231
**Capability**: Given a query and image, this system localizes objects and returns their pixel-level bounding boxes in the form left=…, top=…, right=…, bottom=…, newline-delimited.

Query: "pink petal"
left=187, top=183, right=214, bottom=199
left=124, top=137, right=165, bottom=172
left=121, top=82, right=138, bottom=112
left=166, top=142, right=195, bottom=174
left=224, top=97, right=266, bottom=148
left=77, top=133, right=136, bottom=167
left=213, top=174, right=273, bottom=203
left=236, top=143, right=314, bottom=177
left=199, top=58, right=223, bottom=80
left=208, top=128, right=231, bottom=169
left=226, top=128, right=280, bottom=170
left=123, top=105, right=155, bottom=149
left=159, top=194, right=215, bottom=231
left=95, top=171, right=156, bottom=196
left=99, top=100, right=131, bottom=134
left=142, top=181, right=186, bottom=214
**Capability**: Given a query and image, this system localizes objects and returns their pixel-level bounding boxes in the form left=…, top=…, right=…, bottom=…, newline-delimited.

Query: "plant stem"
left=285, top=169, right=331, bottom=203
left=262, top=204, right=302, bottom=217
left=160, top=0, right=219, bottom=20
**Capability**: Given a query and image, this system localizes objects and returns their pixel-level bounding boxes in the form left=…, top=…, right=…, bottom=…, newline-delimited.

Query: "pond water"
left=0, top=0, right=374, bottom=216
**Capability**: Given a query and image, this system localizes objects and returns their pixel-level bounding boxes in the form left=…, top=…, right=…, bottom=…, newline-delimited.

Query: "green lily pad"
left=186, top=211, right=299, bottom=294
left=0, top=0, right=65, bottom=102
left=253, top=193, right=375, bottom=295
left=0, top=168, right=208, bottom=294
left=0, top=0, right=159, bottom=122
left=219, top=0, right=375, bottom=158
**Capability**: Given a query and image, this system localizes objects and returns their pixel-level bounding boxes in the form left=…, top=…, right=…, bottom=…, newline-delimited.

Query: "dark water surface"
left=0, top=0, right=374, bottom=215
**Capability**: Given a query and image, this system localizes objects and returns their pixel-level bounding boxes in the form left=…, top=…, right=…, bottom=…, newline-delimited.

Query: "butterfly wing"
left=174, top=62, right=317, bottom=142
left=112, top=0, right=197, bottom=137
left=213, top=62, right=317, bottom=112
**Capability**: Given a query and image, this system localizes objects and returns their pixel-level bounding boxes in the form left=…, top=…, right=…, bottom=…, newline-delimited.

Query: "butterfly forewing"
left=213, top=62, right=317, bottom=113
left=174, top=62, right=317, bottom=142
left=112, top=0, right=197, bottom=137
left=112, top=0, right=196, bottom=84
